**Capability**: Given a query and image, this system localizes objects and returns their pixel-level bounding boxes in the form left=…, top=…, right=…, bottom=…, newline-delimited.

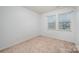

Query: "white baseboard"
left=0, top=34, right=40, bottom=51
left=41, top=34, right=75, bottom=43
left=0, top=34, right=78, bottom=51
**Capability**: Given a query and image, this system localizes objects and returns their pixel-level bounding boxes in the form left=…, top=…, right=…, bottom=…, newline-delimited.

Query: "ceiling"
left=24, top=6, right=75, bottom=14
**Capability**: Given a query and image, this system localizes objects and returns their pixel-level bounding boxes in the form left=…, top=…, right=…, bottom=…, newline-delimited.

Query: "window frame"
left=47, top=11, right=74, bottom=32
left=58, top=11, right=73, bottom=31
left=47, top=15, right=56, bottom=30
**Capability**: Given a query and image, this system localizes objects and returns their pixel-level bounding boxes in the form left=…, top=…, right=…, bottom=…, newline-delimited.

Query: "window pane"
left=48, top=15, right=56, bottom=30
left=59, top=22, right=70, bottom=31
left=59, top=11, right=73, bottom=31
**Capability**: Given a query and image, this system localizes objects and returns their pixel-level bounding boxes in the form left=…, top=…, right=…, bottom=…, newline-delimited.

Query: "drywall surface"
left=0, top=7, right=4, bottom=48
left=74, top=7, right=79, bottom=49
left=76, top=7, right=79, bottom=45
left=41, top=8, right=76, bottom=43
left=0, top=7, right=40, bottom=49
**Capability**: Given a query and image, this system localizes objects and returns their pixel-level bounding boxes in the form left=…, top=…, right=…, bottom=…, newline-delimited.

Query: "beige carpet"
left=0, top=36, right=78, bottom=53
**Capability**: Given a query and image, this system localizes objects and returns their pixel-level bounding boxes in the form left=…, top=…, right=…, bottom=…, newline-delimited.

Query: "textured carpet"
left=0, top=36, right=78, bottom=53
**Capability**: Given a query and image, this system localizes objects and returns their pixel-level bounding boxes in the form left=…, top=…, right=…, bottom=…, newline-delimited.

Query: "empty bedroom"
left=0, top=6, right=79, bottom=53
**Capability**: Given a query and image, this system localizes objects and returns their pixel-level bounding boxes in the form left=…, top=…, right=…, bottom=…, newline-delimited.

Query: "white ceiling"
left=24, top=6, right=75, bottom=14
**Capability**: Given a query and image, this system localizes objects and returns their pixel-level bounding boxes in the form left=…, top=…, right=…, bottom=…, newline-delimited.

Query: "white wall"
left=76, top=7, right=79, bottom=45
left=0, top=6, right=78, bottom=50
left=0, top=7, right=4, bottom=48
left=41, top=7, right=77, bottom=43
left=0, top=7, right=40, bottom=49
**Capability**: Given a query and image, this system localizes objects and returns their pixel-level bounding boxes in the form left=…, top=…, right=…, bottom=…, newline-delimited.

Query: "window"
left=48, top=15, right=56, bottom=30
left=47, top=11, right=74, bottom=31
left=58, top=11, right=73, bottom=31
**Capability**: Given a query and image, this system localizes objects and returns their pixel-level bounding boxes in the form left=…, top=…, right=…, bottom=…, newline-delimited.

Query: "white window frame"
left=47, top=10, right=75, bottom=32
left=47, top=15, right=56, bottom=30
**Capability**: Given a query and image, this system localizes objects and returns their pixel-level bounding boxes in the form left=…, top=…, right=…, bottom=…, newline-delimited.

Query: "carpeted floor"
left=0, top=36, right=78, bottom=53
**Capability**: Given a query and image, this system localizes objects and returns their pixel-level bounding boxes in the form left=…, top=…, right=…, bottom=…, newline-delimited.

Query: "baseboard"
left=0, top=34, right=40, bottom=51
left=0, top=34, right=78, bottom=52
left=41, top=33, right=76, bottom=44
